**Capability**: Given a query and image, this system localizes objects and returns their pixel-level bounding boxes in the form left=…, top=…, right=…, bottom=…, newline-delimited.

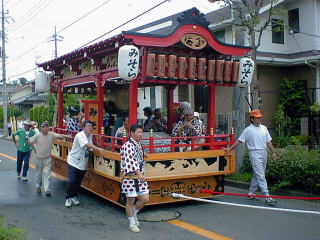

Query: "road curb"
left=0, top=136, right=13, bottom=141
left=225, top=178, right=320, bottom=201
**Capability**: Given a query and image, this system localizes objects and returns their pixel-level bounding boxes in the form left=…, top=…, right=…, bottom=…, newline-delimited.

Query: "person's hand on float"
left=98, top=148, right=104, bottom=157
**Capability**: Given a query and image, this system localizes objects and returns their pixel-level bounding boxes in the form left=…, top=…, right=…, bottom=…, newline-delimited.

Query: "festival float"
left=38, top=8, right=253, bottom=207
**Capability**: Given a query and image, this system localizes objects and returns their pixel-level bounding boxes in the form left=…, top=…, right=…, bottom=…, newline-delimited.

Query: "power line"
left=8, top=67, right=36, bottom=79
left=7, top=0, right=170, bottom=81
left=9, top=0, right=52, bottom=32
left=8, top=0, right=47, bottom=28
left=76, top=0, right=170, bottom=49
left=57, top=0, right=112, bottom=34
left=7, top=0, right=113, bottom=64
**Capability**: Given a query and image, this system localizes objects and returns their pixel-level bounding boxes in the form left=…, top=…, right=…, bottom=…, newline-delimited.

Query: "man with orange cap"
left=225, top=110, right=277, bottom=205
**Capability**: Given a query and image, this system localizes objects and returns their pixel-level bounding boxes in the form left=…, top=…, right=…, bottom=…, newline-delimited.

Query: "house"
left=207, top=0, right=320, bottom=129
left=1, top=81, right=48, bottom=117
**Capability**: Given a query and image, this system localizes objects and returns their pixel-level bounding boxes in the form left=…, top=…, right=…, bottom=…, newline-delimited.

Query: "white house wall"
left=10, top=87, right=32, bottom=102
left=256, top=0, right=317, bottom=54
left=286, top=0, right=318, bottom=53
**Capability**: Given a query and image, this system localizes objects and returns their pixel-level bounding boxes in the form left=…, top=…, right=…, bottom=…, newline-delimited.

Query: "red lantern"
left=231, top=61, right=240, bottom=84
left=198, top=58, right=206, bottom=81
left=188, top=57, right=197, bottom=80
left=168, top=55, right=177, bottom=79
left=215, top=60, right=224, bottom=83
left=157, top=54, right=166, bottom=78
left=207, top=60, right=216, bottom=82
left=223, top=61, right=232, bottom=83
left=178, top=57, right=187, bottom=80
left=146, top=53, right=156, bottom=78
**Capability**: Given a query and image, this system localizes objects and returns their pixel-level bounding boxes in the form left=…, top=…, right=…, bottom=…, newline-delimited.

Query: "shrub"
left=238, top=146, right=320, bottom=194
left=266, top=145, right=320, bottom=193
left=293, top=135, right=308, bottom=145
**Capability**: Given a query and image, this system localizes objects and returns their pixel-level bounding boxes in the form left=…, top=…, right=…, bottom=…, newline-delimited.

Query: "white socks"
left=128, top=216, right=135, bottom=225
left=128, top=208, right=141, bottom=225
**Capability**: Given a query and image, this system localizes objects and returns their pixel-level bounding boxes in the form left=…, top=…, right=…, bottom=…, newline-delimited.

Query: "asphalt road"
left=0, top=138, right=319, bottom=240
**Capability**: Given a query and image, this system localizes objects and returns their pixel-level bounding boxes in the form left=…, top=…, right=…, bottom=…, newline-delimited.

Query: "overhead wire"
left=75, top=0, right=170, bottom=50
left=56, top=0, right=113, bottom=35
left=7, top=0, right=113, bottom=65
left=9, top=0, right=53, bottom=32
left=8, top=67, right=37, bottom=79
left=8, top=0, right=48, bottom=28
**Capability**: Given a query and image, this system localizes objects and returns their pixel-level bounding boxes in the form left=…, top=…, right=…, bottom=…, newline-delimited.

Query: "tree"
left=208, top=0, right=284, bottom=171
left=209, top=0, right=284, bottom=108
left=18, top=77, right=27, bottom=85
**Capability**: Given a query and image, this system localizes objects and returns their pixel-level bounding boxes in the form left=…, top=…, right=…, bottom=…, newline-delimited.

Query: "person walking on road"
left=65, top=120, right=104, bottom=207
left=12, top=120, right=36, bottom=181
left=120, top=124, right=149, bottom=233
left=29, top=122, right=69, bottom=196
left=225, top=110, right=277, bottom=205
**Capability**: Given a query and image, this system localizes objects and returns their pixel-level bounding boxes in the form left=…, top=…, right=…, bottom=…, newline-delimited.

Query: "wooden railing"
left=51, top=127, right=235, bottom=153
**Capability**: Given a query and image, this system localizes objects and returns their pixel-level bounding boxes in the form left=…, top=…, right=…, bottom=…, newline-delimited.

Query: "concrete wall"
left=258, top=64, right=314, bottom=129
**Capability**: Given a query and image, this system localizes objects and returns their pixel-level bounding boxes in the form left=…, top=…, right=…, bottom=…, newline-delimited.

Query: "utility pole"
left=1, top=0, right=8, bottom=137
left=48, top=26, right=63, bottom=127
left=48, top=26, right=63, bottom=58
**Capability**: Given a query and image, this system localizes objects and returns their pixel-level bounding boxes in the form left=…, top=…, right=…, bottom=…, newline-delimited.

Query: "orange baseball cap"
left=250, top=109, right=263, bottom=118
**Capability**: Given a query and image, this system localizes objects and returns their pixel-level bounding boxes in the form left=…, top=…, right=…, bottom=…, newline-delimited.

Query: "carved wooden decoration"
left=62, top=66, right=76, bottom=78
left=102, top=53, right=118, bottom=69
left=80, top=60, right=97, bottom=75
left=181, top=33, right=207, bottom=50
left=94, top=155, right=115, bottom=176
left=145, top=157, right=227, bottom=178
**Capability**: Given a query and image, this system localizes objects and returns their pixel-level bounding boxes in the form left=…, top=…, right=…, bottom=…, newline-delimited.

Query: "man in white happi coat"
left=120, top=124, right=149, bottom=233
left=225, top=110, right=277, bottom=205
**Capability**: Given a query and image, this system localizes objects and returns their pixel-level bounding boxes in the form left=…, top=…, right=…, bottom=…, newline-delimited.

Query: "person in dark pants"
left=12, top=120, right=36, bottom=181
left=65, top=120, right=104, bottom=207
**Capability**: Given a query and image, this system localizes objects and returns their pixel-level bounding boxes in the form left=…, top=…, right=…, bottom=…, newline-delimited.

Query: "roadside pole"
left=1, top=0, right=8, bottom=137
left=233, top=87, right=245, bottom=171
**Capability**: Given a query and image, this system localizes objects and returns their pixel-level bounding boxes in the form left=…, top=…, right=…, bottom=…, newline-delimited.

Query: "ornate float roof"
left=38, top=8, right=250, bottom=71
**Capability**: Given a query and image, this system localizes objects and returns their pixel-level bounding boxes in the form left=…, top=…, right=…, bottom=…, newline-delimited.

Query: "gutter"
left=305, top=60, right=317, bottom=69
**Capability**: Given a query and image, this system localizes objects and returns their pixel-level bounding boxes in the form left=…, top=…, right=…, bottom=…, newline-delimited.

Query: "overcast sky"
left=3, top=0, right=220, bottom=82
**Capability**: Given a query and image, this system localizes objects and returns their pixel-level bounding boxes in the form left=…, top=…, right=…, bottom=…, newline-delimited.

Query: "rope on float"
left=171, top=193, right=320, bottom=216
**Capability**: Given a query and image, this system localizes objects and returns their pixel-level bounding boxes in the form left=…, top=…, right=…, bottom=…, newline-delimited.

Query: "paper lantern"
left=223, top=61, right=232, bottom=83
left=168, top=55, right=177, bottom=78
left=197, top=58, right=206, bottom=81
left=118, top=45, right=140, bottom=81
left=207, top=60, right=216, bottom=82
left=35, top=71, right=48, bottom=92
left=178, top=57, right=187, bottom=80
left=146, top=53, right=156, bottom=78
left=215, top=60, right=224, bottom=83
left=231, top=61, right=240, bottom=84
left=157, top=54, right=166, bottom=78
left=238, top=57, right=255, bottom=87
left=188, top=57, right=197, bottom=80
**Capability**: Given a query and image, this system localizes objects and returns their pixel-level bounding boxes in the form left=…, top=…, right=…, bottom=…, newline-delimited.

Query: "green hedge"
left=239, top=146, right=320, bottom=194
left=29, top=105, right=53, bottom=126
